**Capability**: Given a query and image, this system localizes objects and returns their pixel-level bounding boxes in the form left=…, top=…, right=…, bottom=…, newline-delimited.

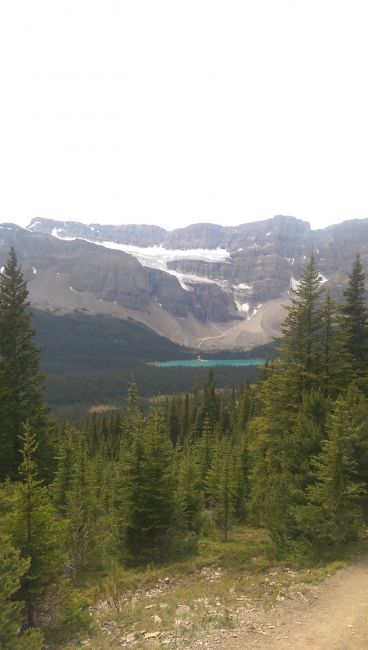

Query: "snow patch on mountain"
left=50, top=229, right=232, bottom=291
left=290, top=276, right=300, bottom=291
left=253, top=303, right=263, bottom=315
left=92, top=241, right=230, bottom=266
left=235, top=300, right=250, bottom=316
left=51, top=228, right=77, bottom=242
left=234, top=282, right=252, bottom=290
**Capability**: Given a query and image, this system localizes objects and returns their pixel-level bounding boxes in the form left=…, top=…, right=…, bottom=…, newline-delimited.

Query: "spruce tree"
left=64, top=430, right=95, bottom=577
left=0, top=425, right=65, bottom=628
left=52, top=426, right=75, bottom=514
left=118, top=407, right=178, bottom=565
left=249, top=256, right=326, bottom=548
left=319, top=292, right=351, bottom=398
left=206, top=435, right=237, bottom=541
left=199, top=416, right=215, bottom=500
left=340, top=253, right=368, bottom=385
left=294, top=388, right=366, bottom=548
left=176, top=440, right=202, bottom=532
left=0, top=533, right=43, bottom=649
left=196, top=370, right=218, bottom=431
left=280, top=253, right=323, bottom=397
left=0, top=247, right=48, bottom=480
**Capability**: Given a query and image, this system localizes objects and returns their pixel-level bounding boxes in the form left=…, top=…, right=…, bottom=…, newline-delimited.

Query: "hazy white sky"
left=0, top=0, right=367, bottom=231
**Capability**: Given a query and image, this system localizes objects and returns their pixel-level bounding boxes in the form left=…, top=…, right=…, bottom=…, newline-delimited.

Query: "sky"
left=0, top=0, right=368, bottom=231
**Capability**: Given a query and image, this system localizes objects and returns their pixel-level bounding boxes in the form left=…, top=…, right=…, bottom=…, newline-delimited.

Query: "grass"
left=59, top=527, right=368, bottom=649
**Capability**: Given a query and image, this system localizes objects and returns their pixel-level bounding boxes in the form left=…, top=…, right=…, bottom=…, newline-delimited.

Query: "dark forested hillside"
left=32, top=308, right=191, bottom=371
left=31, top=308, right=272, bottom=415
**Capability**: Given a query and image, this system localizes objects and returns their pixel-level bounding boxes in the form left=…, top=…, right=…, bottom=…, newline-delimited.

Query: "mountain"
left=1, top=216, right=368, bottom=352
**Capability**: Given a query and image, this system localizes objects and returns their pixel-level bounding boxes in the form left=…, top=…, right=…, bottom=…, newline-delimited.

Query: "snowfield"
left=51, top=229, right=232, bottom=291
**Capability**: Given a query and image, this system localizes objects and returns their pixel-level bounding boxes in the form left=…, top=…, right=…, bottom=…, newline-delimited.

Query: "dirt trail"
left=189, top=557, right=368, bottom=650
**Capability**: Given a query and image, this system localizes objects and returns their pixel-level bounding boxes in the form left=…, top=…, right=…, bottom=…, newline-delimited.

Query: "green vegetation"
left=1, top=248, right=368, bottom=647
left=32, top=308, right=272, bottom=416
left=0, top=248, right=48, bottom=480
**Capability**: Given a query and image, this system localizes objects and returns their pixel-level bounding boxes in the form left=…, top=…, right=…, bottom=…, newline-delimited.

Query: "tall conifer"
left=0, top=248, right=48, bottom=480
left=280, top=253, right=323, bottom=397
left=294, top=388, right=366, bottom=548
left=0, top=533, right=43, bottom=649
left=340, top=253, right=368, bottom=386
left=0, top=425, right=65, bottom=628
left=249, top=256, right=326, bottom=548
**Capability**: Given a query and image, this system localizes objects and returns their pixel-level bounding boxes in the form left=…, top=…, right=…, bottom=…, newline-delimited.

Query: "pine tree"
left=0, top=533, right=43, bottom=649
left=279, top=254, right=323, bottom=397
left=118, top=407, right=178, bottom=565
left=52, top=426, right=75, bottom=514
left=176, top=440, right=202, bottom=532
left=0, top=247, right=48, bottom=481
left=248, top=375, right=298, bottom=546
left=198, top=416, right=215, bottom=498
left=294, top=388, right=366, bottom=549
left=231, top=430, right=249, bottom=521
left=64, top=430, right=95, bottom=576
left=206, top=435, right=237, bottom=541
left=249, top=256, right=326, bottom=548
left=236, top=381, right=254, bottom=431
left=340, top=253, right=368, bottom=385
left=319, top=292, right=351, bottom=398
left=196, top=370, right=218, bottom=431
left=0, top=425, right=65, bottom=628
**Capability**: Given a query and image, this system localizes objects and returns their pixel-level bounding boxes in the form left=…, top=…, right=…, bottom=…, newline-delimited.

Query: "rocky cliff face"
left=1, top=216, right=368, bottom=351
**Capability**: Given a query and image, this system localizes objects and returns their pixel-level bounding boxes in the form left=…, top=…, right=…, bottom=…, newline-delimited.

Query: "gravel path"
left=187, top=556, right=368, bottom=650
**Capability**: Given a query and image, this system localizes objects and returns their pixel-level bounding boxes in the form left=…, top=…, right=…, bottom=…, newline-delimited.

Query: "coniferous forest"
left=1, top=247, right=368, bottom=647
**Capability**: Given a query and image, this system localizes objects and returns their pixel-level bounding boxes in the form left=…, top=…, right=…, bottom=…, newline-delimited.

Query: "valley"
left=1, top=213, right=367, bottom=413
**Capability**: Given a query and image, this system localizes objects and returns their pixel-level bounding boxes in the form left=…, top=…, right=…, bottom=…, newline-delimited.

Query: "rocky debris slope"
left=72, top=549, right=368, bottom=650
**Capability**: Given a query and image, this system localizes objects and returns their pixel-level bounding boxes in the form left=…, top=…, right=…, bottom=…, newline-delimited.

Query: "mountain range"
left=0, top=215, right=367, bottom=352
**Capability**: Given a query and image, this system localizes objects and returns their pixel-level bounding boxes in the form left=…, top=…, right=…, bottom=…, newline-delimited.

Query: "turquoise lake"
left=150, top=359, right=266, bottom=368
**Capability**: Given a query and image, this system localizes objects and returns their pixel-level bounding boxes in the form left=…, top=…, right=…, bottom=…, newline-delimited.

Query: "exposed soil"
left=187, top=556, right=368, bottom=650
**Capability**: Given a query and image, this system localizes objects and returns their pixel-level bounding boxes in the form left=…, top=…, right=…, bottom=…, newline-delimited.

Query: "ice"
left=90, top=241, right=230, bottom=265
left=253, top=303, right=263, bottom=315
left=235, top=300, right=250, bottom=313
left=52, top=228, right=76, bottom=241
left=234, top=282, right=252, bottom=290
left=290, top=276, right=300, bottom=291
left=50, top=229, right=231, bottom=291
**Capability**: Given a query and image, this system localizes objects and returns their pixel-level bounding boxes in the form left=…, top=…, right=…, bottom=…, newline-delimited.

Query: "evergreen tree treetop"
left=279, top=253, right=323, bottom=396
left=0, top=247, right=48, bottom=480
left=341, top=253, right=368, bottom=381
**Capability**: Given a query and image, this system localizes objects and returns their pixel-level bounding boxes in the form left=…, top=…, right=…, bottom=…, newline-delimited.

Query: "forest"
left=31, top=308, right=269, bottom=419
left=1, top=247, right=368, bottom=648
